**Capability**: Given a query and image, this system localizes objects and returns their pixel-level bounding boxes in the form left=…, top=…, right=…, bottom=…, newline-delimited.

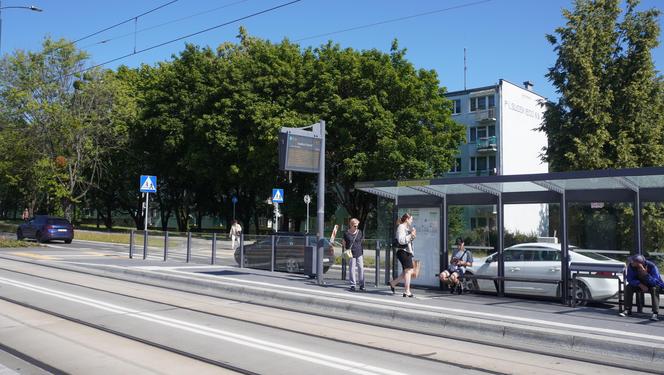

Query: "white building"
left=445, top=79, right=548, bottom=235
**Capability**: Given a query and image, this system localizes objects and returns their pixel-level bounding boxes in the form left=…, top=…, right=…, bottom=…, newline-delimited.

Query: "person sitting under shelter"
left=620, top=254, right=664, bottom=321
left=439, top=238, right=473, bottom=295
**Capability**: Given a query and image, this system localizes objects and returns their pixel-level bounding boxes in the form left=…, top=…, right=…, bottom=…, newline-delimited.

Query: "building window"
left=477, top=96, right=487, bottom=111
left=470, top=95, right=495, bottom=112
left=452, top=99, right=461, bottom=114
left=470, top=156, right=497, bottom=172
left=450, top=158, right=462, bottom=173
left=477, top=157, right=488, bottom=171
left=470, top=126, right=493, bottom=142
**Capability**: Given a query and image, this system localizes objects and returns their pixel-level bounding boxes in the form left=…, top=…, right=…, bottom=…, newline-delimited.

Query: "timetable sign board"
left=279, top=131, right=321, bottom=173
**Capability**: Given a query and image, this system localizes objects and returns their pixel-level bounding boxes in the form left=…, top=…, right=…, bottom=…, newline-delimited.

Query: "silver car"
left=466, top=242, right=623, bottom=302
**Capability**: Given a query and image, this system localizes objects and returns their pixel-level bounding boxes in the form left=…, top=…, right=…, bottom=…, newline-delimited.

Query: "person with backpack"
left=439, top=238, right=473, bottom=294
left=389, top=213, right=417, bottom=298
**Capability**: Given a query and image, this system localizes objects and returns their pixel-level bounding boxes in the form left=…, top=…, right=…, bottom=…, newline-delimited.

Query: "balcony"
left=475, top=107, right=496, bottom=123
left=476, top=136, right=497, bottom=153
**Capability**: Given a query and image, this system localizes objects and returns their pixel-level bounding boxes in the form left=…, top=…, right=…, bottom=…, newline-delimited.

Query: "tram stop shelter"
left=356, top=166, right=664, bottom=303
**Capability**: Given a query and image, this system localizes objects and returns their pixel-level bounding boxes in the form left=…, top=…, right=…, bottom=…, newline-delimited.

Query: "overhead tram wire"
left=71, top=0, right=179, bottom=45
left=66, top=0, right=301, bottom=78
left=45, top=0, right=179, bottom=55
left=80, top=0, right=251, bottom=50
left=295, top=0, right=493, bottom=42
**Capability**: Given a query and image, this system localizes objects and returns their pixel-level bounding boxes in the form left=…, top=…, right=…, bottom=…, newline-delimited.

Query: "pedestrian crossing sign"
left=140, top=175, right=157, bottom=193
left=272, top=188, right=284, bottom=203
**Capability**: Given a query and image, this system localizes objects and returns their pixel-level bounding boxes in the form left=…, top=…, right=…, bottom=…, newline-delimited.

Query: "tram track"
left=0, top=260, right=508, bottom=375
left=0, top=255, right=657, bottom=374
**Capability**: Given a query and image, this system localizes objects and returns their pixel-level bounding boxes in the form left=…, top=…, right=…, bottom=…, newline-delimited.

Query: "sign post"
left=232, top=195, right=238, bottom=220
left=304, top=194, right=311, bottom=233
left=139, top=175, right=157, bottom=231
left=278, top=120, right=325, bottom=285
left=272, top=189, right=284, bottom=232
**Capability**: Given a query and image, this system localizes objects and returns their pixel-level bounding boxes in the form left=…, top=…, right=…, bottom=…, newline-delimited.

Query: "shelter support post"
left=496, top=193, right=504, bottom=297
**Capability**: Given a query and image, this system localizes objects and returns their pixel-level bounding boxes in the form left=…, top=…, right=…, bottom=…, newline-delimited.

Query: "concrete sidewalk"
left=4, top=254, right=664, bottom=373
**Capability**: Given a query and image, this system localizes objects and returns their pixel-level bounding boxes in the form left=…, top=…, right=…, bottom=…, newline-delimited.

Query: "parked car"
left=17, top=216, right=74, bottom=243
left=234, top=233, right=334, bottom=274
left=465, top=242, right=623, bottom=302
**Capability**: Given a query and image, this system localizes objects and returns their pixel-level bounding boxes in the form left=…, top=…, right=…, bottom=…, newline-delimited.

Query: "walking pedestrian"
left=389, top=213, right=416, bottom=297
left=342, top=218, right=365, bottom=292
left=229, top=220, right=242, bottom=250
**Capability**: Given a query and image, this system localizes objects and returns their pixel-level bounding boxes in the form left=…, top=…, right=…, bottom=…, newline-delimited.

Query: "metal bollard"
left=211, top=233, right=216, bottom=265
left=341, top=257, right=347, bottom=280
left=240, top=233, right=245, bottom=268
left=270, top=235, right=275, bottom=272
left=392, top=248, right=398, bottom=279
left=186, top=232, right=192, bottom=263
left=142, top=230, right=148, bottom=260
left=129, top=230, right=134, bottom=259
left=163, top=231, right=169, bottom=261
left=375, top=240, right=380, bottom=287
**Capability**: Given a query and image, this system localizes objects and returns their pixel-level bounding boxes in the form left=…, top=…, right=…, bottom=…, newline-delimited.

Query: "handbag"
left=344, top=231, right=359, bottom=260
left=412, top=259, right=422, bottom=279
left=343, top=249, right=353, bottom=260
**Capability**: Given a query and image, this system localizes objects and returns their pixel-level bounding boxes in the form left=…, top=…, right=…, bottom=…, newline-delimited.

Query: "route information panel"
left=279, top=132, right=321, bottom=173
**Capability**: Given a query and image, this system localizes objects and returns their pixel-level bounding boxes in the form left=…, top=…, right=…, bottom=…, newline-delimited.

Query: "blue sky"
left=2, top=0, right=662, bottom=101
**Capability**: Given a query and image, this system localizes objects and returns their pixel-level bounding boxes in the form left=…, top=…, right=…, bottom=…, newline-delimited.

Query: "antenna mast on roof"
left=464, top=47, right=467, bottom=90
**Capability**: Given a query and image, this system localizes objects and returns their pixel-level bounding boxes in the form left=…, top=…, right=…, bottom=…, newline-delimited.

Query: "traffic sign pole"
left=304, top=194, right=311, bottom=233
left=144, top=192, right=149, bottom=231
left=139, top=175, right=157, bottom=232
left=316, top=120, right=325, bottom=285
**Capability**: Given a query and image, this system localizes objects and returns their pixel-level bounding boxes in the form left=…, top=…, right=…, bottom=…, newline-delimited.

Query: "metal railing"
left=476, top=136, right=497, bottom=152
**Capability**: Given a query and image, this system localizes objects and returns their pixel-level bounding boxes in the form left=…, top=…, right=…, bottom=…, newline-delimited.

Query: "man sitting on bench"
left=620, top=255, right=664, bottom=321
left=439, top=238, right=473, bottom=295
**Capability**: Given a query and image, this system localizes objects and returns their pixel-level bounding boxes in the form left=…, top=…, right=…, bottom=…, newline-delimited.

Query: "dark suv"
left=234, top=233, right=334, bottom=273
left=17, top=216, right=74, bottom=243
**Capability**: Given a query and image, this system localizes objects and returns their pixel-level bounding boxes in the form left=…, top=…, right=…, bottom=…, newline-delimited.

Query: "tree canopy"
left=0, top=31, right=464, bottom=232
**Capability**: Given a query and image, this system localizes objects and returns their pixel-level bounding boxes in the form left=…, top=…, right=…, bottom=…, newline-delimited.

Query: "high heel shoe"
left=403, top=292, right=414, bottom=298
left=389, top=281, right=396, bottom=295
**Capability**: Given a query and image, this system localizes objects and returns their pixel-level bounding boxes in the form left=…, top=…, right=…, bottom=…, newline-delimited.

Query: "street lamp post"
left=0, top=1, right=43, bottom=54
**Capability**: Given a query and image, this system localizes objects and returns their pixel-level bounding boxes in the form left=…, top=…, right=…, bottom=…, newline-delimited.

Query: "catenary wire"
left=67, top=0, right=301, bottom=78
left=44, top=0, right=179, bottom=56
left=79, top=0, right=251, bottom=51
left=295, top=0, right=493, bottom=42
left=71, top=0, right=179, bottom=45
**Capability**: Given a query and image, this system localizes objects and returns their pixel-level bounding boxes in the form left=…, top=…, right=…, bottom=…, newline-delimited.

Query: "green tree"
left=0, top=38, right=134, bottom=220
left=541, top=0, right=663, bottom=251
left=541, top=0, right=663, bottom=170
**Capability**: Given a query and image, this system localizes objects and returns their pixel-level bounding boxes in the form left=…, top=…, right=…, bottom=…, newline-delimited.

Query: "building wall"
left=499, top=80, right=547, bottom=175
left=445, top=80, right=549, bottom=236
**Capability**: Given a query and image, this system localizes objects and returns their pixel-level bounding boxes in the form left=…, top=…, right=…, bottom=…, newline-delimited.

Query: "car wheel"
left=285, top=258, right=300, bottom=273
left=462, top=273, right=479, bottom=293
left=36, top=231, right=46, bottom=243
left=323, top=266, right=330, bottom=273
left=572, top=281, right=591, bottom=306
left=64, top=239, right=72, bottom=244
left=16, top=229, right=24, bottom=240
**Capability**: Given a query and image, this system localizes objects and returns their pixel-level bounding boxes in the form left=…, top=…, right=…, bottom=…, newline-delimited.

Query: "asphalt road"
left=0, top=245, right=648, bottom=375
